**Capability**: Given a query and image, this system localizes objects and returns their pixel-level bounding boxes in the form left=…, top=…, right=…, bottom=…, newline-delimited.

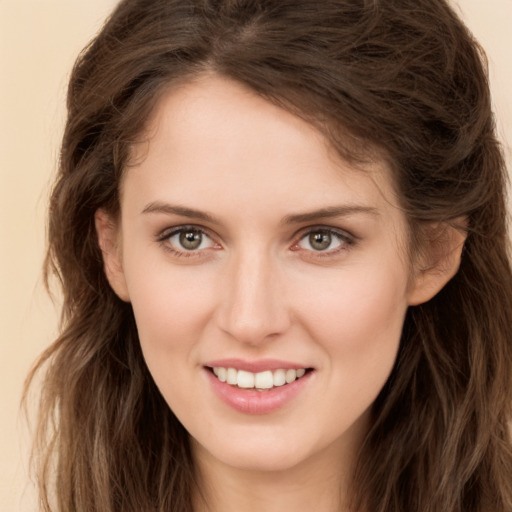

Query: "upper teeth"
left=212, top=367, right=306, bottom=390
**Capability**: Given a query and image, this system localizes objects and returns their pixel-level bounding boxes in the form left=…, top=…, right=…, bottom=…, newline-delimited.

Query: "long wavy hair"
left=25, top=0, right=512, bottom=510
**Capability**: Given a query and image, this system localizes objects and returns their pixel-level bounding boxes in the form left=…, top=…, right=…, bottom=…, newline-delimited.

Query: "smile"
left=212, top=367, right=307, bottom=390
left=204, top=359, right=315, bottom=414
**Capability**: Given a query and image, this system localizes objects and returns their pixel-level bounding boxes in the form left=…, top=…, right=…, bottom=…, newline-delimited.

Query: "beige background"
left=1, top=1, right=511, bottom=510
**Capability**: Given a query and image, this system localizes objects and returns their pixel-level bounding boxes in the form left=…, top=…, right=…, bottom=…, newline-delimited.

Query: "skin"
left=96, top=74, right=464, bottom=511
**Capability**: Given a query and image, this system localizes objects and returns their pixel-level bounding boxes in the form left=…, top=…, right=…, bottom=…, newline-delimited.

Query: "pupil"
left=180, top=230, right=202, bottom=250
left=310, top=231, right=331, bottom=251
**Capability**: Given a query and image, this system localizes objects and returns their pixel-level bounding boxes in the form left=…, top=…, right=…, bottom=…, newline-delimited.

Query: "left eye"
left=297, top=229, right=348, bottom=252
left=166, top=228, right=216, bottom=251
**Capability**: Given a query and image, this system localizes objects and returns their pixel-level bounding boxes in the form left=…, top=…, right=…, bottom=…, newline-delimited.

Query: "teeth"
left=226, top=367, right=238, bottom=385
left=285, top=369, right=297, bottom=383
left=237, top=370, right=255, bottom=388
left=254, top=370, right=273, bottom=389
left=273, top=369, right=286, bottom=387
left=213, top=367, right=227, bottom=382
left=212, top=367, right=308, bottom=390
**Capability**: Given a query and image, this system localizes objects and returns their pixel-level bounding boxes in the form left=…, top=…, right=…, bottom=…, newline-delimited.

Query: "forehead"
left=123, top=74, right=404, bottom=228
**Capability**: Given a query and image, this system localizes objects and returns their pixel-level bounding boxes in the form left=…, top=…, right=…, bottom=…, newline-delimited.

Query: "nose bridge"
left=217, top=245, right=289, bottom=345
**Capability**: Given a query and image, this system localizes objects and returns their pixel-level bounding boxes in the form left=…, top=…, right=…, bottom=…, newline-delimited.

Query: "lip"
left=204, top=358, right=309, bottom=373
left=204, top=365, right=314, bottom=415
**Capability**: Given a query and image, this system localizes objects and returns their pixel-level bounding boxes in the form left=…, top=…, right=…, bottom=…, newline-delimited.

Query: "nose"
left=215, top=249, right=291, bottom=346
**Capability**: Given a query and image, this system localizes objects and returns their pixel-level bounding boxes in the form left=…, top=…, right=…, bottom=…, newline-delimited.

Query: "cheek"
left=303, top=268, right=408, bottom=435
left=298, top=264, right=408, bottom=381
left=122, top=257, right=218, bottom=369
left=302, top=260, right=408, bottom=327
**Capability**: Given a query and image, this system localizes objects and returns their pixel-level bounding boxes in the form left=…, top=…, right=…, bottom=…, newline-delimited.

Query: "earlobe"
left=94, top=209, right=131, bottom=302
left=407, top=221, right=467, bottom=306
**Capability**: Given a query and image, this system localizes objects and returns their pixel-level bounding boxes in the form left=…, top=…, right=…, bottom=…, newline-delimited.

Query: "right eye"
left=158, top=226, right=220, bottom=256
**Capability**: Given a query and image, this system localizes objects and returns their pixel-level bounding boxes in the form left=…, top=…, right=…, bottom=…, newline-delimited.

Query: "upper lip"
left=204, top=358, right=311, bottom=373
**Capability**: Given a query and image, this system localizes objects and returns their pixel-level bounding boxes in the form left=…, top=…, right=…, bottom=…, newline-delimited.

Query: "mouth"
left=204, top=360, right=315, bottom=414
left=207, top=366, right=313, bottom=391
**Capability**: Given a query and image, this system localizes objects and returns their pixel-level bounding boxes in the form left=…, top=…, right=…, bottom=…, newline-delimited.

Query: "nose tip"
left=215, top=255, right=290, bottom=346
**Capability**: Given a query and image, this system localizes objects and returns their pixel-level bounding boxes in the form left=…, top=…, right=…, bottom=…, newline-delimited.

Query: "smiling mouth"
left=209, top=367, right=312, bottom=391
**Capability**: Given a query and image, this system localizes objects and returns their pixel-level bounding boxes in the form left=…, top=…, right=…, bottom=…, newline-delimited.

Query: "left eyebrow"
left=282, top=205, right=379, bottom=225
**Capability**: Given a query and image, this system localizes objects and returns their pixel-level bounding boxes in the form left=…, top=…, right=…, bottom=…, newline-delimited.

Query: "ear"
left=94, top=209, right=130, bottom=302
left=407, top=220, right=467, bottom=306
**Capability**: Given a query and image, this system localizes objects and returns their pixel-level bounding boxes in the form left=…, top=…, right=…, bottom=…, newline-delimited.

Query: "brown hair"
left=26, top=0, right=512, bottom=510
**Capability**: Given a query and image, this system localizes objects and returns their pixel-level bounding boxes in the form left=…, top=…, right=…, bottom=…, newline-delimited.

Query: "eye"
left=159, top=226, right=218, bottom=253
left=295, top=228, right=353, bottom=253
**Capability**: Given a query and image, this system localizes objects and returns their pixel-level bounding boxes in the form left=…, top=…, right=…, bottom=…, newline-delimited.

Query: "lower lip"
left=204, top=368, right=313, bottom=414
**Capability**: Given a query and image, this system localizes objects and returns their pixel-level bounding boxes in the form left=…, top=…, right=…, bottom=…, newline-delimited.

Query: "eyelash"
left=156, top=225, right=356, bottom=259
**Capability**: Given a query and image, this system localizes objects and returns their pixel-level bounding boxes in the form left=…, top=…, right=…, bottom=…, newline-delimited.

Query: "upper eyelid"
left=293, top=225, right=356, bottom=242
left=157, top=224, right=217, bottom=241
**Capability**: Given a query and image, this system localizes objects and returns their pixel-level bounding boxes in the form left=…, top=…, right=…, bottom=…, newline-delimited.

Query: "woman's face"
left=101, top=75, right=429, bottom=474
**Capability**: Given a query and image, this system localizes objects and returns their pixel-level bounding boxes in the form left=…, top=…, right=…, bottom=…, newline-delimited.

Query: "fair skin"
left=96, top=74, right=464, bottom=512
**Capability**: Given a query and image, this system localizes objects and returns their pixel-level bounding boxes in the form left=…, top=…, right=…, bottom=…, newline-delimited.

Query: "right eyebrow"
left=141, top=202, right=219, bottom=224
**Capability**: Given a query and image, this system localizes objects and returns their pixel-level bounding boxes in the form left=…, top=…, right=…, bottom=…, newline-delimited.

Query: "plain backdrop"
left=1, top=1, right=511, bottom=510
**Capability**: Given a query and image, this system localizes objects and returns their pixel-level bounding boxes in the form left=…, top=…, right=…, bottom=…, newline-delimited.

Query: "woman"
left=26, top=0, right=512, bottom=511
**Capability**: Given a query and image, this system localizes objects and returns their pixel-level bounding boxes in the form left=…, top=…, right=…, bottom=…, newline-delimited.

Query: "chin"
left=212, top=448, right=309, bottom=473
left=191, top=427, right=331, bottom=474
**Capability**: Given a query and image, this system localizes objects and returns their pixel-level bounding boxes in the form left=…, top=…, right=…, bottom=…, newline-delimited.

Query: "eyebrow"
left=141, top=202, right=219, bottom=223
left=142, top=201, right=379, bottom=225
left=282, top=205, right=379, bottom=225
